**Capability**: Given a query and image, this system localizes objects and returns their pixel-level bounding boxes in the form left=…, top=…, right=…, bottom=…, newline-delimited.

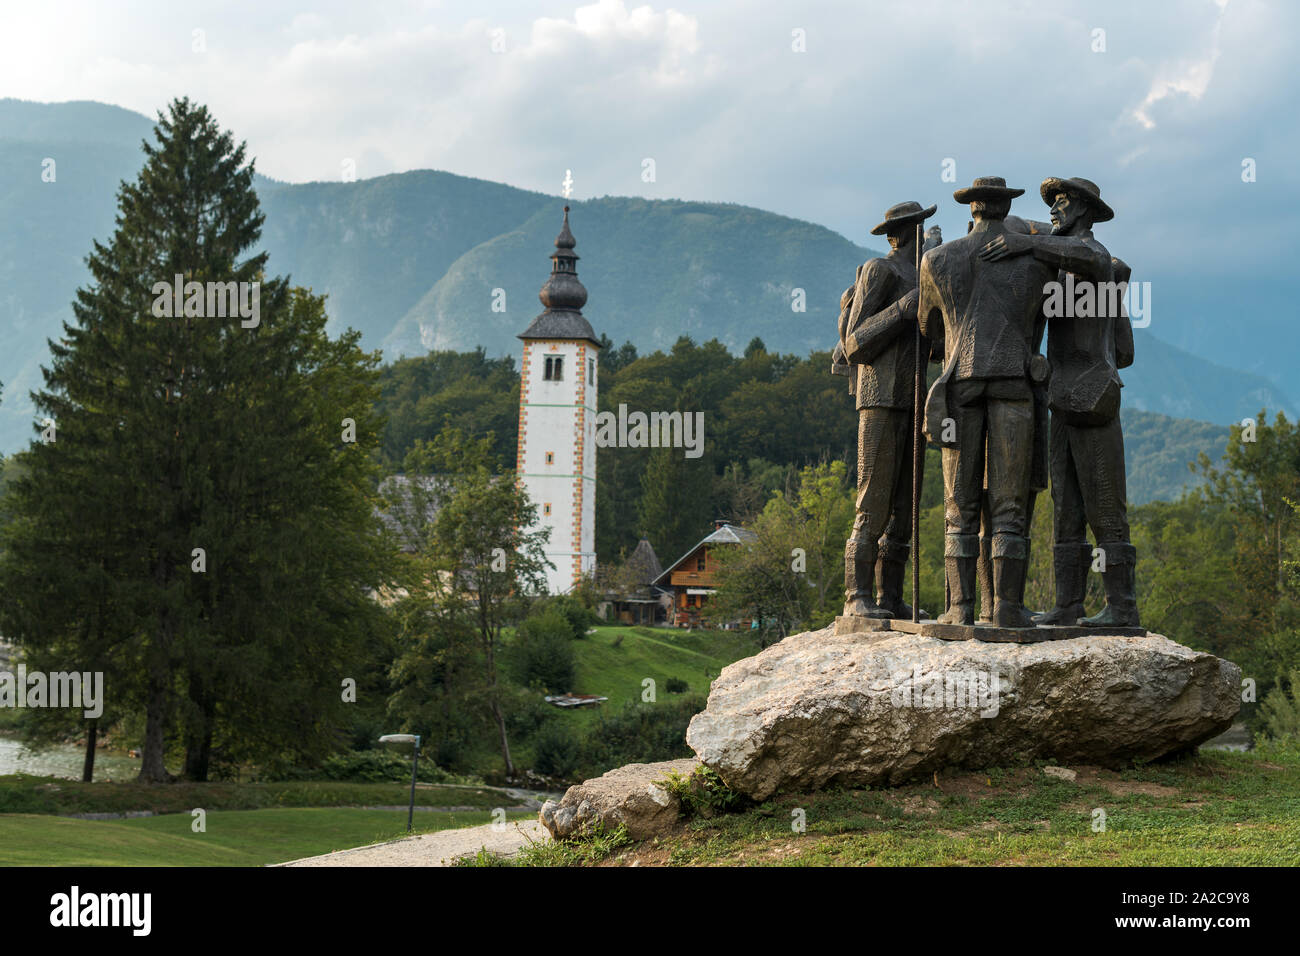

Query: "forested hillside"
left=376, top=341, right=1239, bottom=565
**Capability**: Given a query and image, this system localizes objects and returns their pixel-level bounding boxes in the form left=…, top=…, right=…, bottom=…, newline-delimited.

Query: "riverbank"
left=0, top=734, right=140, bottom=781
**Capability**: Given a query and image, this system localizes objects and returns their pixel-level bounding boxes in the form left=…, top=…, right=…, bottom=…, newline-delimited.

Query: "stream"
left=0, top=735, right=141, bottom=781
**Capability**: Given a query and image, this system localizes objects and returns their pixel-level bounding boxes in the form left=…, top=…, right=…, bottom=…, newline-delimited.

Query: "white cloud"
left=1128, top=3, right=1228, bottom=129
left=0, top=0, right=1293, bottom=276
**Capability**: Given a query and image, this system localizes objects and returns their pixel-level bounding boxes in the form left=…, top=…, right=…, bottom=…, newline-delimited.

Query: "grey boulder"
left=686, top=626, right=1241, bottom=800
left=539, top=758, right=698, bottom=840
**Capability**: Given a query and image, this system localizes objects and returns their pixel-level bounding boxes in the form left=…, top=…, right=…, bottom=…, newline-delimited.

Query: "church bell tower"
left=516, top=207, right=600, bottom=594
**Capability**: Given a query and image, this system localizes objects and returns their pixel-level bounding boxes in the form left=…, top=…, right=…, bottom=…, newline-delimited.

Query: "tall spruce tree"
left=1, top=98, right=387, bottom=782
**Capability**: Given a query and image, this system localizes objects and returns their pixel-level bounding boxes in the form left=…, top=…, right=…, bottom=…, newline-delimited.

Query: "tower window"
left=544, top=356, right=564, bottom=381
left=588, top=359, right=595, bottom=384
left=545, top=452, right=554, bottom=465
left=544, top=503, right=552, bottom=516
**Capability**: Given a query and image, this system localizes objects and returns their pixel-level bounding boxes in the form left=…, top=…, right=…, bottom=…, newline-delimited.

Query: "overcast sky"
left=0, top=0, right=1291, bottom=293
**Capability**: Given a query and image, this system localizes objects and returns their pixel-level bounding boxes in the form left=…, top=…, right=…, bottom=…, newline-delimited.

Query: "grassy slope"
left=0, top=807, right=533, bottom=866
left=516, top=749, right=1300, bottom=867
left=552, top=625, right=756, bottom=734
left=493, top=625, right=756, bottom=772
left=574, top=626, right=755, bottom=699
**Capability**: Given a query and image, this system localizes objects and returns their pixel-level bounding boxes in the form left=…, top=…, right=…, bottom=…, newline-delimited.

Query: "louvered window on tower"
left=544, top=355, right=564, bottom=381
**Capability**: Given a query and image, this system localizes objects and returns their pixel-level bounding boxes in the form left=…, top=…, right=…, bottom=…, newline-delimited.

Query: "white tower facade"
left=516, top=207, right=600, bottom=594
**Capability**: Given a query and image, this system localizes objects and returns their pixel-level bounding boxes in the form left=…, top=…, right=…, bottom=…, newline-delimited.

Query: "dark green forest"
left=375, top=338, right=1232, bottom=566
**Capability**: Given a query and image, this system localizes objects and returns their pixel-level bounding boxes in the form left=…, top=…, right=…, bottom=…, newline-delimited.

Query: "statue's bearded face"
left=1050, top=191, right=1086, bottom=234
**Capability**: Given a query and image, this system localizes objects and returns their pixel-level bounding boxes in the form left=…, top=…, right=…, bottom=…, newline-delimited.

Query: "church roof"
left=519, top=206, right=601, bottom=347
left=519, top=309, right=599, bottom=343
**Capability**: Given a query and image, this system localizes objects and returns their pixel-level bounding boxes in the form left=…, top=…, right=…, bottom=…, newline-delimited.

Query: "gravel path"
left=277, top=818, right=548, bottom=867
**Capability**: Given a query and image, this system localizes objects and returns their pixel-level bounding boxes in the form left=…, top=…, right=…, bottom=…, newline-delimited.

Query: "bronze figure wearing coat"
left=837, top=201, right=939, bottom=619
left=979, top=176, right=1140, bottom=627
left=919, top=177, right=1057, bottom=628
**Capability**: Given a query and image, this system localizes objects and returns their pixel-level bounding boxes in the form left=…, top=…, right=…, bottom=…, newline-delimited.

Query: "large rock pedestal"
left=686, top=626, right=1241, bottom=801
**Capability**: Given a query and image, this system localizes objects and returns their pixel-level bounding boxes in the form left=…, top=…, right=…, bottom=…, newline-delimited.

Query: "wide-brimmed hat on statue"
left=953, top=175, right=1025, bottom=203
left=1039, top=176, right=1114, bottom=223
left=870, top=200, right=938, bottom=236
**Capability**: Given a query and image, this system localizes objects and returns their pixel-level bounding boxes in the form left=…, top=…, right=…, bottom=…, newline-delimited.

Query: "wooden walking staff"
left=911, top=222, right=923, bottom=622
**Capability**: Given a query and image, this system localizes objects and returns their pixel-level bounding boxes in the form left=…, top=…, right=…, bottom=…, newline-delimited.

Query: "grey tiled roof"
left=518, top=308, right=600, bottom=345
left=376, top=475, right=441, bottom=551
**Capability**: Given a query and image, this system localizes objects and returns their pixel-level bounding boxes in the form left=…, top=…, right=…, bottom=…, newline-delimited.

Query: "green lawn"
left=0, top=807, right=534, bottom=866
left=0, top=776, right=528, bottom=816
left=505, top=748, right=1300, bottom=867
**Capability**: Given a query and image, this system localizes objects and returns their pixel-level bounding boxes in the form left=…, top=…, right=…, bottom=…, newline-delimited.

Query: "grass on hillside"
left=484, top=624, right=759, bottom=775
left=489, top=748, right=1300, bottom=867
left=0, top=807, right=534, bottom=867
left=562, top=625, right=755, bottom=727
left=0, top=776, right=529, bottom=816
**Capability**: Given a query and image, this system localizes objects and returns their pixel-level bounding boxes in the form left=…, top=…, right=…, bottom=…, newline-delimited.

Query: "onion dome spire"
left=519, top=206, right=599, bottom=346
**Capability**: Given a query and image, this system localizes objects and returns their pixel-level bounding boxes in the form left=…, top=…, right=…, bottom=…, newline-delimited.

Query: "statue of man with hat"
left=919, top=176, right=1057, bottom=627
left=979, top=177, right=1140, bottom=627
left=837, top=201, right=940, bottom=619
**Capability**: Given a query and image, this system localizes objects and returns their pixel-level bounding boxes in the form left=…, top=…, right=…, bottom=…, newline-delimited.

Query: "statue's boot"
left=1033, top=542, right=1092, bottom=625
left=991, top=534, right=1036, bottom=628
left=843, top=537, right=891, bottom=619
left=876, top=540, right=929, bottom=620
left=976, top=535, right=994, bottom=624
left=936, top=534, right=978, bottom=625
left=1079, top=542, right=1140, bottom=628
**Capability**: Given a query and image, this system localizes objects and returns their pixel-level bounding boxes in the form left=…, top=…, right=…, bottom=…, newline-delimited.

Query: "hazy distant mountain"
left=1124, top=330, right=1292, bottom=426
left=0, top=98, right=1291, bottom=457
left=378, top=194, right=869, bottom=361
left=1121, top=409, right=1229, bottom=505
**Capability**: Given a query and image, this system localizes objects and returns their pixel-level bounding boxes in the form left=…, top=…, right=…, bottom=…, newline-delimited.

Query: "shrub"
left=665, top=677, right=689, bottom=694
left=533, top=720, right=582, bottom=778
left=659, top=765, right=745, bottom=818
left=505, top=692, right=552, bottom=737
left=539, top=594, right=599, bottom=639
left=578, top=695, right=705, bottom=775
left=510, top=609, right=577, bottom=692
left=1260, top=670, right=1300, bottom=742
left=309, top=749, right=455, bottom=784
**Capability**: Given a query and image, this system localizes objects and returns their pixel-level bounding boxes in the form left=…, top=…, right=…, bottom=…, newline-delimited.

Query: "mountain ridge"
left=0, top=98, right=1291, bottom=458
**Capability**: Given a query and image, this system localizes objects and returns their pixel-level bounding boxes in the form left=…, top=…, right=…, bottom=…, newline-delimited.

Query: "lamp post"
left=378, top=733, right=421, bottom=833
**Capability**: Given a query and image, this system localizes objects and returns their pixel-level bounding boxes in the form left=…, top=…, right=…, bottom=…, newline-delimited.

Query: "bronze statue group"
left=834, top=175, right=1141, bottom=634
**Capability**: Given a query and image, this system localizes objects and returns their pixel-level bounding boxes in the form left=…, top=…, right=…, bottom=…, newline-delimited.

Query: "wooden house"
left=652, top=522, right=756, bottom=628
